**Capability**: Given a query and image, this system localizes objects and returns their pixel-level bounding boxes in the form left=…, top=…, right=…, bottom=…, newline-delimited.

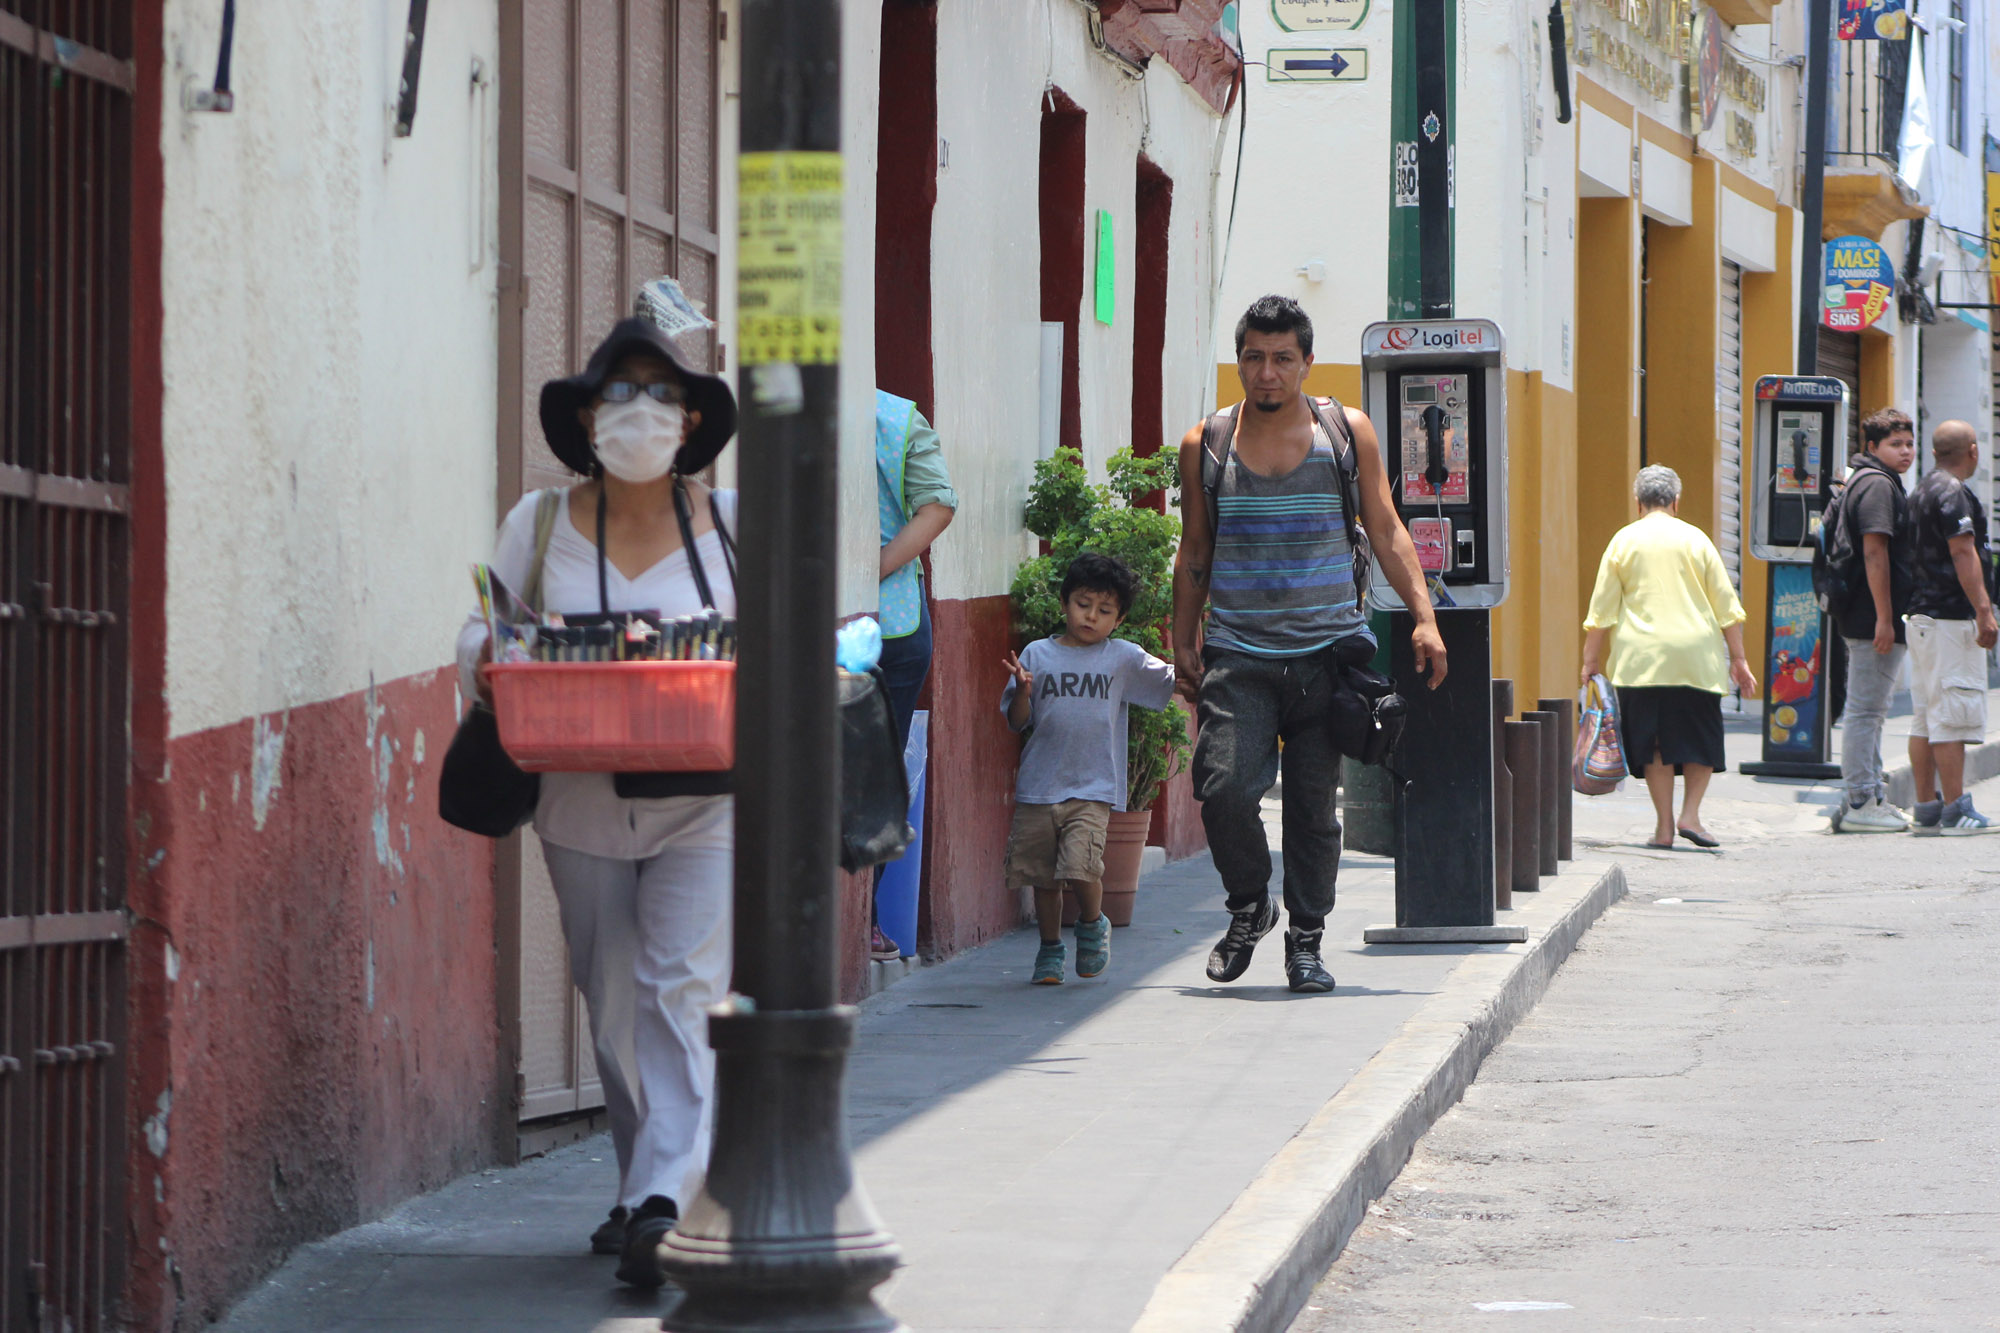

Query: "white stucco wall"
left=160, top=1, right=501, bottom=739
left=840, top=0, right=886, bottom=617
left=1215, top=0, right=1391, bottom=375
left=925, top=1, right=1226, bottom=603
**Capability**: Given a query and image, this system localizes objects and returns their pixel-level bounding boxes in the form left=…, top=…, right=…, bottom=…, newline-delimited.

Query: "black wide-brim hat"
left=538, top=317, right=738, bottom=477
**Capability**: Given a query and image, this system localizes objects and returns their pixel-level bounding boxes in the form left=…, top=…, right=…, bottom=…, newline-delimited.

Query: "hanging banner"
left=1987, top=137, right=2000, bottom=303
left=1822, top=234, right=1894, bottom=331
left=1838, top=0, right=1908, bottom=41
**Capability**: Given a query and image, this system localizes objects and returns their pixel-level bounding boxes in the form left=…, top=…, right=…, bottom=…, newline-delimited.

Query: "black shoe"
left=614, top=1194, right=677, bottom=1289
left=1284, top=928, right=1335, bottom=993
left=1206, top=897, right=1280, bottom=982
left=590, top=1204, right=629, bottom=1255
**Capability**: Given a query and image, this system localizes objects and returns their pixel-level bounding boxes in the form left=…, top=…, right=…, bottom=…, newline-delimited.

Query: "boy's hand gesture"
left=1003, top=651, right=1036, bottom=729
left=1002, top=651, right=1034, bottom=689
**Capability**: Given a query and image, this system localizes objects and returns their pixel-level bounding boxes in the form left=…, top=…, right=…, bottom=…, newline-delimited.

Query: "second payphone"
left=1359, top=319, right=1509, bottom=607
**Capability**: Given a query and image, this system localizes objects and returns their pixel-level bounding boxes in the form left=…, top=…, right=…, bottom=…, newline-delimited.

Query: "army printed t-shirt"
left=1000, top=636, right=1176, bottom=811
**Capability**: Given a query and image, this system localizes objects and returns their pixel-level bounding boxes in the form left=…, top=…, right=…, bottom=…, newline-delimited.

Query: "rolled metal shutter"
left=1717, top=261, right=1745, bottom=590
left=1817, top=328, right=1863, bottom=459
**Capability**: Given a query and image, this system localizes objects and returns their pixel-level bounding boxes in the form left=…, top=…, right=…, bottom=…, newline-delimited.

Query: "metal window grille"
left=1945, top=2, right=1965, bottom=152
left=1832, top=37, right=1908, bottom=168
left=1, top=3, right=135, bottom=1330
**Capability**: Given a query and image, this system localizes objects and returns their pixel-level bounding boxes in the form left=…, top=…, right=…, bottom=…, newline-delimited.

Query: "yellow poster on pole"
left=737, top=152, right=843, bottom=366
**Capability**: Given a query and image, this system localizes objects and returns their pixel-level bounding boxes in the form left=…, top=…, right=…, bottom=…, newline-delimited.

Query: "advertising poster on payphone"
left=1774, top=411, right=1823, bottom=496
left=1399, top=374, right=1471, bottom=503
left=1765, top=565, right=1826, bottom=757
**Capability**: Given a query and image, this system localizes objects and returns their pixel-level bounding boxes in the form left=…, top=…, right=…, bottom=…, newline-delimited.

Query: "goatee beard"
left=1253, top=398, right=1284, bottom=413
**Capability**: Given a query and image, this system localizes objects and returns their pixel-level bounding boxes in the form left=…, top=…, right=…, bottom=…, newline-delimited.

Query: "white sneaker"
left=1835, top=797, right=1910, bottom=833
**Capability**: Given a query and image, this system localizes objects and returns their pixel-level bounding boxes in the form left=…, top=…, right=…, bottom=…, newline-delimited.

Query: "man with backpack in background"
left=1171, top=295, right=1445, bottom=994
left=1824, top=408, right=1916, bottom=833
left=1904, top=420, right=1999, bottom=834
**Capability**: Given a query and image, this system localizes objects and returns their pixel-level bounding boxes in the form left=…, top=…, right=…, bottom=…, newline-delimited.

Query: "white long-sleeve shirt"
left=456, top=486, right=738, bottom=859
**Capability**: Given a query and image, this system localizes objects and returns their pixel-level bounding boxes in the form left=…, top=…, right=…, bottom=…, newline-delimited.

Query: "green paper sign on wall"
left=1094, top=209, right=1114, bottom=325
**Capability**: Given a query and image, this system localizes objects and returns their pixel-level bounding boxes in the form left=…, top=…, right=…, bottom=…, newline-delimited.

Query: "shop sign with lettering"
left=1822, top=234, right=1894, bottom=331
left=1572, top=0, right=1693, bottom=114
left=1273, top=0, right=1370, bottom=30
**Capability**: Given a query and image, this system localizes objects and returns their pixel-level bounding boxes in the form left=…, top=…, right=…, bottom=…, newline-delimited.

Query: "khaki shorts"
left=1005, top=799, right=1111, bottom=889
left=1907, top=614, right=1989, bottom=744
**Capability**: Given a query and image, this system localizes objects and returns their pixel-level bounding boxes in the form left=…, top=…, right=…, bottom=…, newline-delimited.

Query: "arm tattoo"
left=1191, top=565, right=1211, bottom=589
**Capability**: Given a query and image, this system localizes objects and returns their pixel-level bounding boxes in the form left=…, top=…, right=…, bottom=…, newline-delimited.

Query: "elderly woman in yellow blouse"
left=1582, top=465, right=1759, bottom=849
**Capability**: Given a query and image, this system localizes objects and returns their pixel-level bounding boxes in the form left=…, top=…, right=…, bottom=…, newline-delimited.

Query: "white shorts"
left=1906, top=614, right=1989, bottom=744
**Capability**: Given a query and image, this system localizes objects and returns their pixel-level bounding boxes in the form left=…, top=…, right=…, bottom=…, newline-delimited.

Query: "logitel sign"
left=1369, top=323, right=1491, bottom=354
left=1822, top=234, right=1894, bottom=331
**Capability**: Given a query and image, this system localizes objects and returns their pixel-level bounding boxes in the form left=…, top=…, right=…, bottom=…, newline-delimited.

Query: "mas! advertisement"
left=1822, top=235, right=1894, bottom=331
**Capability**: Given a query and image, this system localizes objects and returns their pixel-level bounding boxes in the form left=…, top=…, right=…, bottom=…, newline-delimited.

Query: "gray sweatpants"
left=1192, top=647, right=1343, bottom=927
left=1839, top=638, right=1906, bottom=805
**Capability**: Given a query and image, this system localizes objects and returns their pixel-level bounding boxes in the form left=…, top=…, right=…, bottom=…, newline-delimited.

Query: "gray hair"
left=1634, top=464, right=1681, bottom=510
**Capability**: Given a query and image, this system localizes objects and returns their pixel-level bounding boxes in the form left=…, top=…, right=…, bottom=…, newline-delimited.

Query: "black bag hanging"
left=439, top=490, right=563, bottom=838
left=838, top=668, right=916, bottom=872
left=1322, top=633, right=1408, bottom=767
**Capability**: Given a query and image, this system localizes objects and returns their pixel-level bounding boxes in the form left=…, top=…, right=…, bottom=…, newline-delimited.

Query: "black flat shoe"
left=1677, top=827, right=1720, bottom=849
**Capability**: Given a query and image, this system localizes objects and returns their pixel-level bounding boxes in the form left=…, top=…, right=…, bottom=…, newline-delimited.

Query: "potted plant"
left=1009, top=445, right=1193, bottom=925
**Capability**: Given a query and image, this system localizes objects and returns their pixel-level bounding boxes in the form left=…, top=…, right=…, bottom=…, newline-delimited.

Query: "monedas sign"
left=1822, top=234, right=1894, bottom=332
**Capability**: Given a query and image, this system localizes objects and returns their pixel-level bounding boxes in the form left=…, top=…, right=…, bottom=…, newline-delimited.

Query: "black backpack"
left=1812, top=463, right=1900, bottom=615
left=1198, top=396, right=1373, bottom=609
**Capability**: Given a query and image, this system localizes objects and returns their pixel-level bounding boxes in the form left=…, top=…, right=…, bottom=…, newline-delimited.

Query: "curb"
left=1129, top=862, right=1629, bottom=1333
left=1882, top=738, right=2000, bottom=809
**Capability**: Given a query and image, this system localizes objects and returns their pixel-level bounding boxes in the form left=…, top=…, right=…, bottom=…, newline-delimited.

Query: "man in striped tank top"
left=1172, top=296, right=1447, bottom=992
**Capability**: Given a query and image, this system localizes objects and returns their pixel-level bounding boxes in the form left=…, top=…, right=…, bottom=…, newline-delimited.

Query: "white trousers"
left=541, top=796, right=733, bottom=1209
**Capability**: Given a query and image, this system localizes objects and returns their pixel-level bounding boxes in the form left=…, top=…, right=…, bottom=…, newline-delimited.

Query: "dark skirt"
left=1615, top=685, right=1726, bottom=775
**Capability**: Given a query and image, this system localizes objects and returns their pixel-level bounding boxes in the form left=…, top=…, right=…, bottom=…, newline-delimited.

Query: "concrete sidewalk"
left=216, top=797, right=1625, bottom=1333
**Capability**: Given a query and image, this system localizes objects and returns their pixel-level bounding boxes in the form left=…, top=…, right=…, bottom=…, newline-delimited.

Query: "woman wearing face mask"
left=456, top=318, right=737, bottom=1289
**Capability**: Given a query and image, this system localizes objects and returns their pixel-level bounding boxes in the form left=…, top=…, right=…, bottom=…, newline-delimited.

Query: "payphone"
left=1356, top=319, right=1522, bottom=946
left=1749, top=375, right=1850, bottom=561
left=1360, top=319, right=1509, bottom=607
left=1741, top=375, right=1851, bottom=779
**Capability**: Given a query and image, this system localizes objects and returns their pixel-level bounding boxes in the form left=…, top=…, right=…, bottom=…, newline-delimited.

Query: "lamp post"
left=658, top=2, right=902, bottom=1329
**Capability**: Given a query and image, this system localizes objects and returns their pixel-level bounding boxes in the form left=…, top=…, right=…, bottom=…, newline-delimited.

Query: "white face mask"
left=590, top=396, right=686, bottom=483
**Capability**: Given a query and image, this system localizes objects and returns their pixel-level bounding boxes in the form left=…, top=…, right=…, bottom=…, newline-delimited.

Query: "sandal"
left=1677, top=827, right=1720, bottom=849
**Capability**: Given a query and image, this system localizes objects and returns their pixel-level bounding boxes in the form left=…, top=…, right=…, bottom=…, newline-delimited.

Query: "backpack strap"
left=1199, top=405, right=1238, bottom=543
left=521, top=488, right=563, bottom=613
left=1304, top=396, right=1369, bottom=609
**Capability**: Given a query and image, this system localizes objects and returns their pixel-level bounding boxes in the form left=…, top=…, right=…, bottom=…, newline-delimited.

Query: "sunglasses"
left=599, top=379, right=687, bottom=406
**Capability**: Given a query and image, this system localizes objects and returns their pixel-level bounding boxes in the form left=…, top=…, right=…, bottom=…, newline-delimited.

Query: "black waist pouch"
left=1324, top=635, right=1408, bottom=766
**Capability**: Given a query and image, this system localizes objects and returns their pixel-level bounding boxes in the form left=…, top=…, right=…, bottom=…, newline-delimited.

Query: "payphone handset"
left=1361, top=319, right=1509, bottom=609
left=1750, top=376, right=1850, bottom=563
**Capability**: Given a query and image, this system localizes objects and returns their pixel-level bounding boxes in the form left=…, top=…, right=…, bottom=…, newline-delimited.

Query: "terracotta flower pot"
left=1060, top=808, right=1155, bottom=927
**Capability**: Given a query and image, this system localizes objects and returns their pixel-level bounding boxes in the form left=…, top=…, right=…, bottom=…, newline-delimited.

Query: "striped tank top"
left=1205, top=421, right=1369, bottom=658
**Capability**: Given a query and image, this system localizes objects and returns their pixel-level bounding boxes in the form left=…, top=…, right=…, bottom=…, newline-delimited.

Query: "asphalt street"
left=1293, top=769, right=2000, bottom=1331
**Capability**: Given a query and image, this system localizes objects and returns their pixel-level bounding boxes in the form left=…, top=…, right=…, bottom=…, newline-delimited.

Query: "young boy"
left=1002, top=552, right=1177, bottom=984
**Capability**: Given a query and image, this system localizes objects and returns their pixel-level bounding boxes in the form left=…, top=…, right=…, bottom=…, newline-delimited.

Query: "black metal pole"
left=1797, top=0, right=1833, bottom=373
left=660, top=2, right=901, bottom=1328
left=1414, top=0, right=1452, bottom=317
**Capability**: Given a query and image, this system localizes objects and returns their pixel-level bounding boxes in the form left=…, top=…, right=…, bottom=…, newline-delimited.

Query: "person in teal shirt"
left=874, top=391, right=957, bottom=957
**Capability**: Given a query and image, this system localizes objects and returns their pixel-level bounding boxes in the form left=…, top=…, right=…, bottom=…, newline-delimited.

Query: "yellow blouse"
left=1583, top=511, right=1746, bottom=693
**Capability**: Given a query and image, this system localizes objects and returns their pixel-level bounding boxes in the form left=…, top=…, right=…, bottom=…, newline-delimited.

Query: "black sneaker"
left=1284, top=928, right=1336, bottom=993
left=590, top=1204, right=629, bottom=1255
left=1206, top=897, right=1280, bottom=982
left=614, top=1194, right=678, bottom=1289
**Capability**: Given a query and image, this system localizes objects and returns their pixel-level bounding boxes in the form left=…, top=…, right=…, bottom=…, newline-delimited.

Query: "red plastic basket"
left=483, top=660, right=735, bottom=773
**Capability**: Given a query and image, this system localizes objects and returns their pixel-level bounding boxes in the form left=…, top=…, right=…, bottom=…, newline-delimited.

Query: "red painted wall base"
left=125, top=669, right=510, bottom=1326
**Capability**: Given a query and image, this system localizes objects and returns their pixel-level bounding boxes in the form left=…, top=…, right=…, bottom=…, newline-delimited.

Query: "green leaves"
left=1011, top=445, right=1192, bottom=810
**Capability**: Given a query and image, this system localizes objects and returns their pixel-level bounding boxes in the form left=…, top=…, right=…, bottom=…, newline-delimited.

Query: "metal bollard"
left=1522, top=710, right=1560, bottom=875
left=1492, top=680, right=1514, bottom=912
left=1536, top=697, right=1575, bottom=860
left=1504, top=719, right=1542, bottom=895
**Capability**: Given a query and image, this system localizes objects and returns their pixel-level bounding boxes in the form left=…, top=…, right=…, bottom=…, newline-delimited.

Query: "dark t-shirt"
left=1907, top=467, right=1991, bottom=620
left=1833, top=456, right=1912, bottom=642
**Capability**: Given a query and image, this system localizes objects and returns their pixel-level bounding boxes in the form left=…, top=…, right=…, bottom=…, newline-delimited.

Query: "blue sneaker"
left=1031, top=940, right=1066, bottom=984
left=1074, top=913, right=1111, bottom=978
left=1938, top=795, right=2000, bottom=835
